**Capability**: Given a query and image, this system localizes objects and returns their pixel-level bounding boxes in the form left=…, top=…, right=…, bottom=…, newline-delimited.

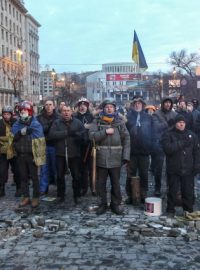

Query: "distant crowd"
left=0, top=94, right=200, bottom=216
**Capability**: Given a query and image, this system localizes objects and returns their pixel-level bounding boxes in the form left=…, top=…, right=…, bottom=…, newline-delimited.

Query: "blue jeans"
left=40, top=146, right=57, bottom=193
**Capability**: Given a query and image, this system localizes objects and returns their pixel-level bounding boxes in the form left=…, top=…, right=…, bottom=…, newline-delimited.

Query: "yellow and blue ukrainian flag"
left=132, top=30, right=148, bottom=70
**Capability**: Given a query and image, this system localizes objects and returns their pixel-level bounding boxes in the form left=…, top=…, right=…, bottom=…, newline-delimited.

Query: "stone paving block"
left=65, top=252, right=82, bottom=259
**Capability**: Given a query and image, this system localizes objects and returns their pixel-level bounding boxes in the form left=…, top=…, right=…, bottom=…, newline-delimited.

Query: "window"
left=1, top=12, right=3, bottom=25
left=9, top=3, right=11, bottom=14
left=5, top=0, right=7, bottom=11
left=1, top=29, right=4, bottom=40
left=10, top=34, right=12, bottom=44
left=2, top=45, right=5, bottom=56
left=6, top=31, right=8, bottom=42
left=5, top=16, right=7, bottom=26
left=13, top=7, right=15, bottom=17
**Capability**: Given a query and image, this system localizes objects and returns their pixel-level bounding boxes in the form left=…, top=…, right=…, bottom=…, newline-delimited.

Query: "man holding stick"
left=89, top=100, right=130, bottom=215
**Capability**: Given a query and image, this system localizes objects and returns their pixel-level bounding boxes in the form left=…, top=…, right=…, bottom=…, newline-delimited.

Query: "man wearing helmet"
left=89, top=100, right=130, bottom=215
left=11, top=101, right=46, bottom=208
left=74, top=97, right=94, bottom=196
left=0, top=106, right=20, bottom=197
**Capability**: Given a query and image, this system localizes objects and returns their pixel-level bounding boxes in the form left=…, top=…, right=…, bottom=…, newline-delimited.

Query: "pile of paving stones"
left=127, top=215, right=200, bottom=242
left=1, top=205, right=200, bottom=245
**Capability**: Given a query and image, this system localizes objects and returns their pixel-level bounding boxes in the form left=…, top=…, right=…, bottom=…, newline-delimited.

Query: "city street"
left=0, top=168, right=200, bottom=270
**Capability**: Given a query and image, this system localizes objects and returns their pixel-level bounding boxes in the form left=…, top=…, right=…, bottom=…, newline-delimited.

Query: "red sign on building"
left=106, top=74, right=141, bottom=81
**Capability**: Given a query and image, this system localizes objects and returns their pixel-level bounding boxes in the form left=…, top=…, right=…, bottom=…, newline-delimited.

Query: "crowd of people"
left=0, top=95, right=200, bottom=217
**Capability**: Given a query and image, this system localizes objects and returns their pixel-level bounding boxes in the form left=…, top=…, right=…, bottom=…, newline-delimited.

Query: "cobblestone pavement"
left=0, top=168, right=200, bottom=270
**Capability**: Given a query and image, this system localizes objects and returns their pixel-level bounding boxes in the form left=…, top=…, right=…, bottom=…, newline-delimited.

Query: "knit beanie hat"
left=174, top=114, right=186, bottom=124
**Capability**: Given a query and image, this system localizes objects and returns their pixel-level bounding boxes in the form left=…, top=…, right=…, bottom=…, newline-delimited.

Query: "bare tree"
left=0, top=59, right=24, bottom=98
left=169, top=49, right=200, bottom=78
left=169, top=49, right=200, bottom=99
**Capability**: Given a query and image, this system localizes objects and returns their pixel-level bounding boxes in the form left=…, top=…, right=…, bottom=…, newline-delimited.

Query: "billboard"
left=106, top=74, right=141, bottom=81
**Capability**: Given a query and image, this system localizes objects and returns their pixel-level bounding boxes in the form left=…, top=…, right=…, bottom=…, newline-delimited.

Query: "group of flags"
left=132, top=30, right=148, bottom=71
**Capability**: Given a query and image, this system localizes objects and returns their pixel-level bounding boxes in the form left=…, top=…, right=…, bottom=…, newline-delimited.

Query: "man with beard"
left=126, top=97, right=153, bottom=204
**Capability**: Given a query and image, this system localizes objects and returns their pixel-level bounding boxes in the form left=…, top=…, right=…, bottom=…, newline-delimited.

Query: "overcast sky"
left=25, top=0, right=200, bottom=74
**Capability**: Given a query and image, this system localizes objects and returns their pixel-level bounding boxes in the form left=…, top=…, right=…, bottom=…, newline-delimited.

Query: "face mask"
left=20, top=111, right=29, bottom=121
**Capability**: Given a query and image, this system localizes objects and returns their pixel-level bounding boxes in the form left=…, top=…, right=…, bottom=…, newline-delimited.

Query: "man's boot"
left=31, top=198, right=40, bottom=208
left=19, top=197, right=30, bottom=207
left=110, top=204, right=124, bottom=215
left=0, top=185, right=5, bottom=197
left=96, top=204, right=107, bottom=215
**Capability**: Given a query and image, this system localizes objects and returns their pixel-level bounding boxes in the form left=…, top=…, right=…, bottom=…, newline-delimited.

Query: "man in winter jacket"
left=89, top=100, right=130, bottom=215
left=37, top=99, right=60, bottom=195
left=152, top=97, right=177, bottom=197
left=126, top=97, right=153, bottom=203
left=0, top=106, right=20, bottom=197
left=73, top=97, right=94, bottom=196
left=49, top=105, right=85, bottom=204
left=161, top=114, right=200, bottom=215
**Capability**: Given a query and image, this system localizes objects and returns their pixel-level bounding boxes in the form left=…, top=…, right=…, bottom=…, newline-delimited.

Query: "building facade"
left=40, top=70, right=54, bottom=98
left=24, top=13, right=41, bottom=104
left=86, top=62, right=149, bottom=104
left=0, top=0, right=40, bottom=111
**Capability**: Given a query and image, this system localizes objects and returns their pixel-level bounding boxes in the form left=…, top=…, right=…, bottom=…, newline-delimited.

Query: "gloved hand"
left=21, top=127, right=27, bottom=135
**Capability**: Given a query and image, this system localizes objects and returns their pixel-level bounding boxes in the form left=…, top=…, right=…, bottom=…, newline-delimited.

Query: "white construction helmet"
left=77, top=97, right=90, bottom=107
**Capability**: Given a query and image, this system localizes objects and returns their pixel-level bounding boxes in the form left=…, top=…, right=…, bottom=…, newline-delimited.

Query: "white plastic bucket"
left=144, top=197, right=162, bottom=216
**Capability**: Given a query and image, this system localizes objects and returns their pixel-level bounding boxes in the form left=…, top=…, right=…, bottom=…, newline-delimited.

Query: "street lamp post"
left=51, top=68, right=56, bottom=99
left=159, top=73, right=164, bottom=99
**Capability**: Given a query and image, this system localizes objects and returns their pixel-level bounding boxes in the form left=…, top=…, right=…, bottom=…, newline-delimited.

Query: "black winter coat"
left=161, top=128, right=200, bottom=176
left=126, top=109, right=153, bottom=155
left=48, top=117, right=85, bottom=158
left=37, top=110, right=60, bottom=146
left=73, top=110, right=94, bottom=145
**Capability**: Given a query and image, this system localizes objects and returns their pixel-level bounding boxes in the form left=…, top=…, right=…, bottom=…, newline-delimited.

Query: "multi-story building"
left=0, top=0, right=40, bottom=111
left=40, top=70, right=54, bottom=98
left=25, top=13, right=41, bottom=104
left=86, top=62, right=150, bottom=104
